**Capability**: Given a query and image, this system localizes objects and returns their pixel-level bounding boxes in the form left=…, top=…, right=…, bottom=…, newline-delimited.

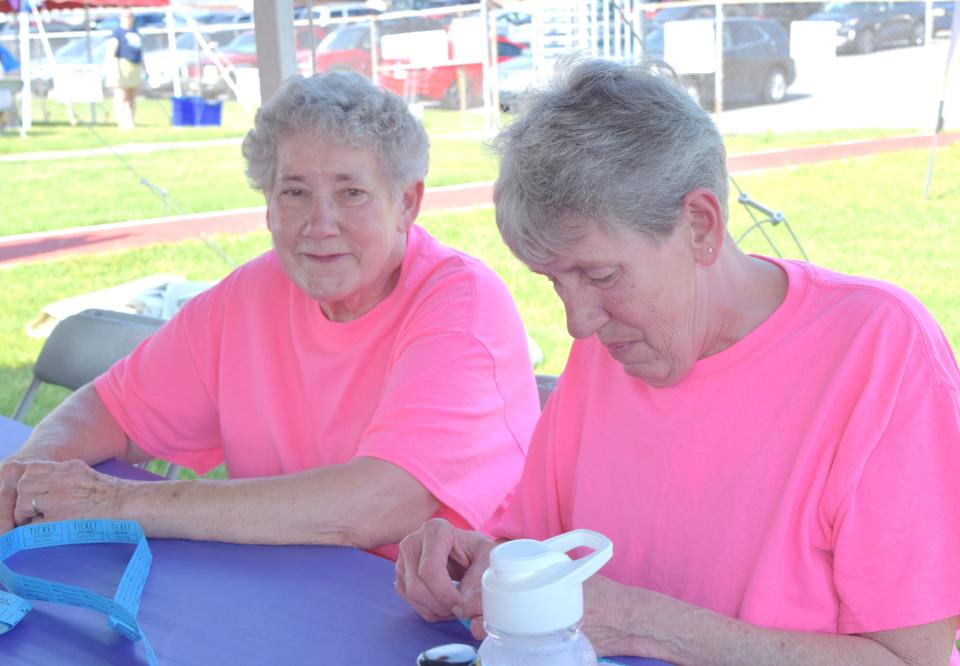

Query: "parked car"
left=496, top=9, right=533, bottom=45
left=143, top=29, right=237, bottom=93
left=932, top=0, right=955, bottom=34
left=294, top=2, right=381, bottom=21
left=644, top=3, right=823, bottom=34
left=193, top=10, right=254, bottom=26
left=32, top=35, right=110, bottom=97
left=644, top=17, right=796, bottom=107
left=184, top=24, right=326, bottom=96
left=738, top=2, right=825, bottom=30
left=302, top=17, right=525, bottom=108
left=299, top=16, right=441, bottom=77
left=378, top=34, right=525, bottom=107
left=94, top=11, right=188, bottom=32
left=497, top=45, right=533, bottom=110
left=804, top=1, right=927, bottom=54
left=643, top=3, right=720, bottom=33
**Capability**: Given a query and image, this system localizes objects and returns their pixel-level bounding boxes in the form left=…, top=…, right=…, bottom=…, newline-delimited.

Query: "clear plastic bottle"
left=477, top=529, right=613, bottom=666
left=478, top=621, right=597, bottom=666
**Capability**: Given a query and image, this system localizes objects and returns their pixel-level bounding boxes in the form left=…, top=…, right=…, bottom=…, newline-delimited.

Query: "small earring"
left=707, top=247, right=714, bottom=254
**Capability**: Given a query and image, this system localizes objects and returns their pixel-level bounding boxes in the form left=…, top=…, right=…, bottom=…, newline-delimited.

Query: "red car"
left=187, top=27, right=327, bottom=96
left=299, top=18, right=525, bottom=108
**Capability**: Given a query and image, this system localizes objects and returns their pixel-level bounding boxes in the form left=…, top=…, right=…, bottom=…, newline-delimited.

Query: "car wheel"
left=912, top=22, right=925, bottom=45
left=441, top=79, right=482, bottom=110
left=441, top=81, right=461, bottom=109
left=855, top=29, right=875, bottom=54
left=682, top=78, right=702, bottom=107
left=761, top=67, right=788, bottom=104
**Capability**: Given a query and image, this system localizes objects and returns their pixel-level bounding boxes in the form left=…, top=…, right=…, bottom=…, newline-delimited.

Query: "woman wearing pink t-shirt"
left=396, top=59, right=960, bottom=663
left=0, top=73, right=539, bottom=556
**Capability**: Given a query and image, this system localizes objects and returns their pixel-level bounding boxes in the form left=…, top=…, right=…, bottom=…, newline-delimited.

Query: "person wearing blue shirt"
left=0, top=43, right=19, bottom=129
left=104, top=11, right=143, bottom=129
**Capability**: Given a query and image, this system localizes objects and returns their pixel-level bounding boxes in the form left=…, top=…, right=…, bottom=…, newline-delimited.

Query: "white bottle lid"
left=481, top=529, right=613, bottom=635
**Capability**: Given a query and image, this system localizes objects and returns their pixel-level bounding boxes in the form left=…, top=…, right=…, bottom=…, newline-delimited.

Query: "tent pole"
left=84, top=1, right=95, bottom=123
left=924, top=0, right=959, bottom=198
left=18, top=2, right=30, bottom=136
left=165, top=2, right=180, bottom=97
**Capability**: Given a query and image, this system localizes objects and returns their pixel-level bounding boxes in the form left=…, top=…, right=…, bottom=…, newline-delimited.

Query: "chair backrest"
left=13, top=308, right=164, bottom=422
left=535, top=373, right=558, bottom=411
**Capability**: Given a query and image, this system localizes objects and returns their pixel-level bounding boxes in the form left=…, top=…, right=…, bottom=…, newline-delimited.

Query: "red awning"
left=1, top=0, right=169, bottom=12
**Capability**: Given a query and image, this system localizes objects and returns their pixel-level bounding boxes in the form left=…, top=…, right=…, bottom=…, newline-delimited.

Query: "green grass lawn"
left=1, top=100, right=928, bottom=238
left=0, top=97, right=256, bottom=154
left=3, top=144, right=959, bottom=430
left=0, top=128, right=497, bottom=237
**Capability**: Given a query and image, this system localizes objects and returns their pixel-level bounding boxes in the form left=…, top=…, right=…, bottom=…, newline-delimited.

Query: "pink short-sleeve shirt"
left=97, top=225, right=539, bottom=539
left=492, top=258, right=960, bottom=651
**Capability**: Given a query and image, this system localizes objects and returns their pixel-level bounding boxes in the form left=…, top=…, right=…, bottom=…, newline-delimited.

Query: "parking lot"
left=714, top=36, right=960, bottom=133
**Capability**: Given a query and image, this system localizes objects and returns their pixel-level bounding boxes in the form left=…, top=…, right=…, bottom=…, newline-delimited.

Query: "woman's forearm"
left=113, top=456, right=439, bottom=547
left=588, top=578, right=956, bottom=666
left=11, top=383, right=138, bottom=464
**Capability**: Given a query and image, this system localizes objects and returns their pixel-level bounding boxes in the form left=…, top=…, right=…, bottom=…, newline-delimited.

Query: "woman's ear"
left=397, top=181, right=425, bottom=232
left=682, top=188, right=724, bottom=265
left=264, top=194, right=275, bottom=232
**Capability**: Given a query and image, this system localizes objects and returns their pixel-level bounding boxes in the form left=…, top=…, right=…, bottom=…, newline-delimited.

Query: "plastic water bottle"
left=478, top=529, right=613, bottom=666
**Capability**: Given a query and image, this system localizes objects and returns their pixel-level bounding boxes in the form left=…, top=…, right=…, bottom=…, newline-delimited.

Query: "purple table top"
left=0, top=415, right=666, bottom=665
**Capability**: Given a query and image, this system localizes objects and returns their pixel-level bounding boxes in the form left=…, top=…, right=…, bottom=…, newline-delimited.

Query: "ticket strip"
left=0, top=519, right=157, bottom=666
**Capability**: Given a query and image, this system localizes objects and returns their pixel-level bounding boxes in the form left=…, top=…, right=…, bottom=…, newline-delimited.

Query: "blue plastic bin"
left=171, top=96, right=222, bottom=127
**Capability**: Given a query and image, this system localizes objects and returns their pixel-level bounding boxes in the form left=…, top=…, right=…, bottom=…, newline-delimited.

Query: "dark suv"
left=644, top=3, right=823, bottom=34
left=805, top=1, right=927, bottom=53
left=643, top=17, right=796, bottom=107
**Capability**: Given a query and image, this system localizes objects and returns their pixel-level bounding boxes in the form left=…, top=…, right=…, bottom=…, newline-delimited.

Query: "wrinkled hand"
left=0, top=458, right=34, bottom=533
left=582, top=574, right=650, bottom=658
left=9, top=460, right=125, bottom=529
left=394, top=518, right=495, bottom=630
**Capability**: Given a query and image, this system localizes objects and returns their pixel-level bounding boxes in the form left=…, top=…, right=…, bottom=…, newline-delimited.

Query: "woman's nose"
left=301, top=198, right=339, bottom=238
left=563, top=289, right=607, bottom=339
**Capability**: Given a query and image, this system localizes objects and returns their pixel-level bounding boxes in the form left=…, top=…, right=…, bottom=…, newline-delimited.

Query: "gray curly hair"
left=493, top=58, right=728, bottom=265
left=242, top=72, right=429, bottom=199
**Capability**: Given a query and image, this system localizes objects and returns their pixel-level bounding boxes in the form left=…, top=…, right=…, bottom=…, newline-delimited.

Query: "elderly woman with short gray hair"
left=0, top=72, right=539, bottom=557
left=396, top=59, right=960, bottom=663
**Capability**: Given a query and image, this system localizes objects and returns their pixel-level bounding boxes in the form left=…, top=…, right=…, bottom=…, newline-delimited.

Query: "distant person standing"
left=105, top=11, right=143, bottom=129
left=0, top=43, right=19, bottom=129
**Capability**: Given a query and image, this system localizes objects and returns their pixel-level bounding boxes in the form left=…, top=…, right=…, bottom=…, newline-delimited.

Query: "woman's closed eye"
left=584, top=267, right=619, bottom=286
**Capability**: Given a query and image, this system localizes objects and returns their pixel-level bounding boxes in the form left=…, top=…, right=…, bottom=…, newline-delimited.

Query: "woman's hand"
left=395, top=518, right=495, bottom=626
left=12, top=459, right=126, bottom=527
left=0, top=458, right=31, bottom=532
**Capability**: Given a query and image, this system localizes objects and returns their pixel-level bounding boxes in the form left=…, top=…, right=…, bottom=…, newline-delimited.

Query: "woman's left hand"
left=12, top=459, right=125, bottom=526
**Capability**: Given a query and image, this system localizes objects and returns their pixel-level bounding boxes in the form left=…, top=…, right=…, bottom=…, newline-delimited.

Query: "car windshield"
left=823, top=2, right=875, bottom=12
left=319, top=24, right=367, bottom=50
left=654, top=7, right=695, bottom=20
left=499, top=46, right=530, bottom=70
left=224, top=32, right=257, bottom=53
left=644, top=28, right=665, bottom=53
left=176, top=32, right=199, bottom=48
left=54, top=36, right=109, bottom=60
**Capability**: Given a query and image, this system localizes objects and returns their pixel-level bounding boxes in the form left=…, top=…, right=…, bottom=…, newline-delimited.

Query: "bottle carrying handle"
left=539, top=529, right=613, bottom=589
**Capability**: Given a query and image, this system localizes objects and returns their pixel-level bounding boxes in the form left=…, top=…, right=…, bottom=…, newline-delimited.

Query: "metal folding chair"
left=12, top=308, right=181, bottom=479
left=535, top=374, right=558, bottom=411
